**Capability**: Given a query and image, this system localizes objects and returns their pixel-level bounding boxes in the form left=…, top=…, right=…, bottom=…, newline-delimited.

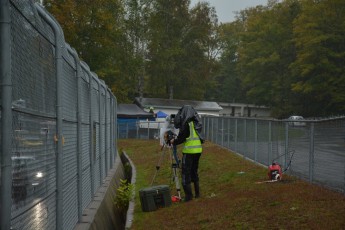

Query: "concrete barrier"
left=121, top=152, right=136, bottom=230
left=74, top=153, right=128, bottom=230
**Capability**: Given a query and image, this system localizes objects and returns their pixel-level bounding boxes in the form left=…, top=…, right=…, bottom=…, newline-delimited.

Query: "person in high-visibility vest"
left=170, top=105, right=204, bottom=202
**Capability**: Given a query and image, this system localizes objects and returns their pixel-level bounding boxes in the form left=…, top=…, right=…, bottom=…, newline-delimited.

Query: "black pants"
left=181, top=153, right=201, bottom=186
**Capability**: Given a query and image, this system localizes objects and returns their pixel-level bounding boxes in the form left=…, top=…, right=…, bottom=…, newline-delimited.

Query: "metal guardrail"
left=0, top=1, right=117, bottom=230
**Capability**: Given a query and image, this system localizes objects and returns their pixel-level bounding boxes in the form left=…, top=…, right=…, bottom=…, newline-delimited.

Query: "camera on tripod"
left=164, top=130, right=175, bottom=146
left=160, top=114, right=178, bottom=147
left=168, top=114, right=175, bottom=124
left=163, top=114, right=176, bottom=145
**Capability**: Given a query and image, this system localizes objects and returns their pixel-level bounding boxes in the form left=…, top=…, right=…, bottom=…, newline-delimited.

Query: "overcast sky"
left=190, top=0, right=268, bottom=23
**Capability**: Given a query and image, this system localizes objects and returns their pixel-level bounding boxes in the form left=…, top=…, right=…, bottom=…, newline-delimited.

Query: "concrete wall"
left=74, top=155, right=126, bottom=230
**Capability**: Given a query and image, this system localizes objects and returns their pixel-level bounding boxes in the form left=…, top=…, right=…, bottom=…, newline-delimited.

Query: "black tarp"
left=174, top=105, right=204, bottom=142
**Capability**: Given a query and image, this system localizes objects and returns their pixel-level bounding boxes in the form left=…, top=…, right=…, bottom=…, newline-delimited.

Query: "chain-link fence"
left=117, top=116, right=345, bottom=193
left=118, top=116, right=345, bottom=194
left=0, top=1, right=117, bottom=230
left=202, top=116, right=345, bottom=193
left=118, top=120, right=165, bottom=139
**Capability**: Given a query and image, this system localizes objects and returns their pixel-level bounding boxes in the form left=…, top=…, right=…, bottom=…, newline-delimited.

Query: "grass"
left=118, top=139, right=345, bottom=230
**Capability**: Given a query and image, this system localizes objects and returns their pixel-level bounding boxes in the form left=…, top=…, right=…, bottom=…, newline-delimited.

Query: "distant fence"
left=0, top=1, right=117, bottom=230
left=118, top=116, right=345, bottom=193
left=201, top=116, right=345, bottom=193
left=118, top=120, right=165, bottom=139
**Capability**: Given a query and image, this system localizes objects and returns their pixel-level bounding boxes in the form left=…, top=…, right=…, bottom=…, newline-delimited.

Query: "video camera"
left=167, top=114, right=175, bottom=124
left=160, top=114, right=178, bottom=147
left=164, top=130, right=175, bottom=146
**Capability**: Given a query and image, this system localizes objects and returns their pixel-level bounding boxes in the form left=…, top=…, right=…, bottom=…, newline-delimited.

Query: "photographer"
left=170, top=105, right=204, bottom=202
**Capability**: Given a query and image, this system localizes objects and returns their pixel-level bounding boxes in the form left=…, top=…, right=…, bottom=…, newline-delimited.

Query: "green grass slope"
left=118, top=139, right=345, bottom=230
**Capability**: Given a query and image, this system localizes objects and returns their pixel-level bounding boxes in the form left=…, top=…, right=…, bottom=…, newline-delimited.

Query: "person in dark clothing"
left=170, top=105, right=204, bottom=202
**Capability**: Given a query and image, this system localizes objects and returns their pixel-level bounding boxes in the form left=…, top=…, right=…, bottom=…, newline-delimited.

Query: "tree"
left=44, top=0, right=223, bottom=103
left=145, top=0, right=191, bottom=98
left=291, top=0, right=345, bottom=116
left=145, top=0, right=221, bottom=100
left=235, top=0, right=301, bottom=117
left=188, top=1, right=222, bottom=100
left=124, top=0, right=153, bottom=98
left=44, top=0, right=138, bottom=103
left=216, top=0, right=345, bottom=117
left=212, top=21, right=246, bottom=103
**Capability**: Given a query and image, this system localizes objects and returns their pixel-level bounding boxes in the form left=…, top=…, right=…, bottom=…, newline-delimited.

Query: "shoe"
left=194, top=182, right=200, bottom=198
left=183, top=197, right=192, bottom=202
left=183, top=184, right=193, bottom=202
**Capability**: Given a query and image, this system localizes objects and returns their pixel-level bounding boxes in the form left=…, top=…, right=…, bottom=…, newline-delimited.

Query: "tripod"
left=151, top=143, right=181, bottom=201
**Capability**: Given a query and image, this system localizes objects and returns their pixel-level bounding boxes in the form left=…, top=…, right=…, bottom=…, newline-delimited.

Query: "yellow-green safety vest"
left=183, top=121, right=202, bottom=154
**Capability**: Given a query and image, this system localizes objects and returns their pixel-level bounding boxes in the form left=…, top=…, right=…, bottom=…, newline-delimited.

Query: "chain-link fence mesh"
left=200, top=116, right=345, bottom=194
left=118, top=115, right=345, bottom=194
left=0, top=1, right=117, bottom=229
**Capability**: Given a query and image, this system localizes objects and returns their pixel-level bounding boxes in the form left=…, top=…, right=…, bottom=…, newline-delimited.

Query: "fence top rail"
left=211, top=115, right=345, bottom=123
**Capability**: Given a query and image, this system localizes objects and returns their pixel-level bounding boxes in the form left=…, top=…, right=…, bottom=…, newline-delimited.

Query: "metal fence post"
left=201, top=116, right=208, bottom=139
left=147, top=121, right=150, bottom=139
left=100, top=84, right=106, bottom=178
left=126, top=123, right=129, bottom=139
left=235, top=119, right=238, bottom=152
left=68, top=47, right=83, bottom=221
left=112, top=97, right=115, bottom=161
left=209, top=117, right=212, bottom=141
left=114, top=96, right=117, bottom=160
left=206, top=117, right=208, bottom=140
left=309, top=122, right=315, bottom=183
left=268, top=121, right=272, bottom=165
left=98, top=80, right=103, bottom=182
left=36, top=5, right=65, bottom=229
left=110, top=96, right=114, bottom=168
left=105, top=91, right=108, bottom=173
left=55, top=35, right=64, bottom=230
left=221, top=117, right=224, bottom=146
left=116, top=119, right=119, bottom=139
left=227, top=118, right=230, bottom=149
left=285, top=122, right=289, bottom=170
left=0, top=1, right=13, bottom=229
left=244, top=119, right=247, bottom=158
left=210, top=118, right=214, bottom=141
left=89, top=74, right=95, bottom=196
left=254, top=120, right=258, bottom=163
left=200, top=116, right=204, bottom=138
left=215, top=118, right=218, bottom=144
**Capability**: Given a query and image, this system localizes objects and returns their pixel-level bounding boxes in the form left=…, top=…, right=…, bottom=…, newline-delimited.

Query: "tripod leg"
left=170, top=147, right=182, bottom=201
left=172, top=145, right=179, bottom=166
left=172, top=166, right=181, bottom=199
left=150, top=147, right=167, bottom=186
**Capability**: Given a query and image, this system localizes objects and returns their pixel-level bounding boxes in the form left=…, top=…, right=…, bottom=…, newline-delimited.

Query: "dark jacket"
left=173, top=105, right=204, bottom=145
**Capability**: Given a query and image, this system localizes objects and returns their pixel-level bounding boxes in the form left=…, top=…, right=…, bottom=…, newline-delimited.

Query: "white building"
left=134, top=97, right=223, bottom=117
left=218, top=102, right=271, bottom=118
left=134, top=97, right=271, bottom=118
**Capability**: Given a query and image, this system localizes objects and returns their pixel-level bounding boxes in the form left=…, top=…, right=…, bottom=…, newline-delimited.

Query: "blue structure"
left=156, top=111, right=168, bottom=118
left=117, top=104, right=155, bottom=138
